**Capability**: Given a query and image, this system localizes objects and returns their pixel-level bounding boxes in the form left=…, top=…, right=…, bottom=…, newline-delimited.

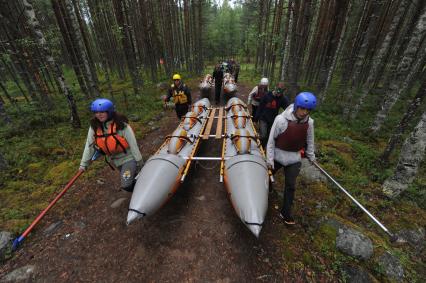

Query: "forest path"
left=1, top=83, right=300, bottom=282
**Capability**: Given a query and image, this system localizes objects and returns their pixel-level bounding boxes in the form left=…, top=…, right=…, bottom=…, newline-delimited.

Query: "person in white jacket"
left=247, top=77, right=269, bottom=120
left=266, top=92, right=317, bottom=225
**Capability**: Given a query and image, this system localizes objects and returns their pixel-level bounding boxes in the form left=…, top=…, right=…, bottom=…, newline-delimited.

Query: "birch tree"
left=23, top=0, right=81, bottom=128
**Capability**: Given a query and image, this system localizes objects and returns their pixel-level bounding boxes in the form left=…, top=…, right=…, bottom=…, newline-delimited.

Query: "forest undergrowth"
left=1, top=65, right=425, bottom=281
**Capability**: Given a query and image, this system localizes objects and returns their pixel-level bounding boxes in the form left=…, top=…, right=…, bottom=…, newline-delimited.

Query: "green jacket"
left=80, top=121, right=143, bottom=169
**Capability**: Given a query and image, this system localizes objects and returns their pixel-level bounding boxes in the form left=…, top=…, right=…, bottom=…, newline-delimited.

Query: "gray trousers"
left=118, top=160, right=137, bottom=190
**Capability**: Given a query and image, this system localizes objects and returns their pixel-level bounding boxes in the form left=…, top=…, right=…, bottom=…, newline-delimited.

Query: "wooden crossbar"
left=215, top=107, right=224, bottom=139
left=203, top=108, right=216, bottom=139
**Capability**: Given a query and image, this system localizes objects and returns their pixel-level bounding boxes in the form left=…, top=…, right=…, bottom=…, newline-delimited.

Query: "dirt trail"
left=1, top=84, right=296, bottom=282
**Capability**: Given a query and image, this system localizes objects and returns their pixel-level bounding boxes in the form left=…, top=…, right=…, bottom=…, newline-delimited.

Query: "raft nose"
left=126, top=210, right=145, bottom=225
left=247, top=224, right=262, bottom=238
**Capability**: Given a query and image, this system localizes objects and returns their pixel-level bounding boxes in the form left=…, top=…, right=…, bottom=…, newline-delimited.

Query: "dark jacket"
left=167, top=83, right=192, bottom=105
left=213, top=68, right=224, bottom=84
left=255, top=91, right=289, bottom=125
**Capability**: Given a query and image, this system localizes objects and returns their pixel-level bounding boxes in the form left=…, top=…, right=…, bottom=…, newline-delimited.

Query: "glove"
left=79, top=165, right=87, bottom=172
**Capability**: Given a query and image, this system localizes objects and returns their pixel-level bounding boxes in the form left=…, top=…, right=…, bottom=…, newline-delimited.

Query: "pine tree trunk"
left=0, top=86, right=12, bottom=123
left=303, top=0, right=326, bottom=85
left=378, top=1, right=420, bottom=90
left=64, top=0, right=99, bottom=97
left=0, top=10, right=52, bottom=108
left=269, top=0, right=284, bottom=80
left=340, top=0, right=370, bottom=84
left=197, top=0, right=203, bottom=74
left=320, top=0, right=352, bottom=103
left=183, top=0, right=191, bottom=72
left=72, top=0, right=99, bottom=87
left=370, top=7, right=426, bottom=132
left=286, top=0, right=311, bottom=97
left=0, top=57, right=30, bottom=102
left=381, top=74, right=426, bottom=163
left=279, top=0, right=293, bottom=81
left=23, top=0, right=81, bottom=128
left=255, top=0, right=266, bottom=71
left=0, top=80, right=19, bottom=109
left=350, top=0, right=410, bottom=118
left=382, top=109, right=426, bottom=198
left=51, top=0, right=89, bottom=97
left=342, top=0, right=384, bottom=116
left=0, top=94, right=11, bottom=124
left=113, top=0, right=141, bottom=95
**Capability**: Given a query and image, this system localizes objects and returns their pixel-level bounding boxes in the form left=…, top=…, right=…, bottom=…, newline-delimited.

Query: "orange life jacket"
left=94, top=122, right=129, bottom=155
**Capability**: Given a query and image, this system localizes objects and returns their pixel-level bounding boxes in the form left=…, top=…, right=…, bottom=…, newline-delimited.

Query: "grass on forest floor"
left=1, top=65, right=425, bottom=281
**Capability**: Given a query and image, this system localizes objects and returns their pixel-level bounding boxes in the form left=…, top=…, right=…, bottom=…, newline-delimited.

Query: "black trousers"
left=273, top=161, right=302, bottom=218
left=259, top=120, right=273, bottom=149
left=251, top=105, right=258, bottom=121
left=175, top=103, right=189, bottom=119
left=215, top=83, right=222, bottom=104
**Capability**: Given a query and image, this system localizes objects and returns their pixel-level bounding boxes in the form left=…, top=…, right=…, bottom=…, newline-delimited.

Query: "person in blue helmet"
left=266, top=92, right=317, bottom=225
left=79, top=98, right=143, bottom=192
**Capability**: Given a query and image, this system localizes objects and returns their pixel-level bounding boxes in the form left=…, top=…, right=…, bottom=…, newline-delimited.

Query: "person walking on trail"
left=233, top=62, right=240, bottom=83
left=255, top=82, right=289, bottom=148
left=266, top=92, right=317, bottom=225
left=79, top=98, right=144, bottom=192
left=165, top=74, right=192, bottom=119
left=247, top=77, right=269, bottom=120
left=212, top=63, right=224, bottom=105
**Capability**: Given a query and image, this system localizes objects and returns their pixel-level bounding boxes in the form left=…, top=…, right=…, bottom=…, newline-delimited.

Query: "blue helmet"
left=90, top=98, right=115, bottom=115
left=294, top=92, right=317, bottom=111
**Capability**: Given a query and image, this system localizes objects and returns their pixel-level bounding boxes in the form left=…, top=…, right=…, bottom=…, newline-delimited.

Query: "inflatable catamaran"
left=127, top=85, right=272, bottom=237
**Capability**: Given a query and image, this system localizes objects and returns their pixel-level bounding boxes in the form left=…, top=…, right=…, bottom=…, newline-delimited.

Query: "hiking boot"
left=279, top=213, right=295, bottom=225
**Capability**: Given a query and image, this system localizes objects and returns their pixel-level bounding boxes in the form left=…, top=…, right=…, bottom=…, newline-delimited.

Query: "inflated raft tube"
left=223, top=97, right=269, bottom=237
left=127, top=98, right=211, bottom=224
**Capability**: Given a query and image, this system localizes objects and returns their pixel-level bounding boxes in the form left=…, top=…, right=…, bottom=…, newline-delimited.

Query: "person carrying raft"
left=266, top=92, right=317, bottom=225
left=79, top=98, right=143, bottom=192
left=255, top=82, right=289, bottom=148
left=165, top=74, right=192, bottom=119
left=247, top=77, right=269, bottom=120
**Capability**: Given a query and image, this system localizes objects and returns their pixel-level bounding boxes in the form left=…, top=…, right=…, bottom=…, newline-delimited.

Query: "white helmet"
left=260, top=77, right=269, bottom=86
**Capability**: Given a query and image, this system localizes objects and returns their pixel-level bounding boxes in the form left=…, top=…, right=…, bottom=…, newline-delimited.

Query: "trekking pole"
left=312, top=161, right=397, bottom=242
left=12, top=169, right=84, bottom=251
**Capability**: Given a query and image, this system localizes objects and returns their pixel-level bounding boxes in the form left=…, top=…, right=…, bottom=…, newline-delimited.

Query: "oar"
left=11, top=150, right=103, bottom=251
left=12, top=169, right=84, bottom=251
left=312, top=161, right=397, bottom=242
